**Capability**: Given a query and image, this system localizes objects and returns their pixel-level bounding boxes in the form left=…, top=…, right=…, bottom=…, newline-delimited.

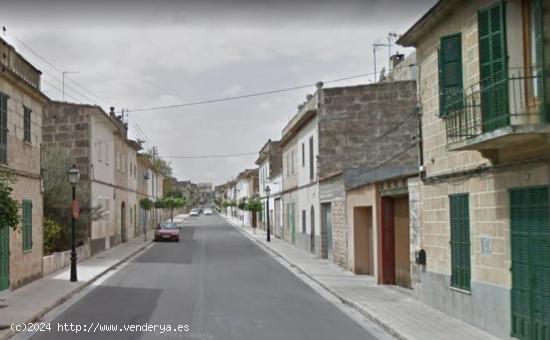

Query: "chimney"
left=109, top=106, right=116, bottom=117
left=390, top=53, right=405, bottom=69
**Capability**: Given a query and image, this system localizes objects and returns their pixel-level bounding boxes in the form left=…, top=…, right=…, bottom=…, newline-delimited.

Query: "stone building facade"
left=280, top=80, right=417, bottom=267
left=256, top=139, right=282, bottom=233
left=43, top=102, right=145, bottom=255
left=235, top=169, right=259, bottom=227
left=0, top=36, right=48, bottom=291
left=398, top=0, right=550, bottom=337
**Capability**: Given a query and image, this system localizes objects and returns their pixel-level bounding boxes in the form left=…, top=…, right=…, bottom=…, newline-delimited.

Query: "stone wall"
left=43, top=243, right=91, bottom=277
left=331, top=199, right=347, bottom=268
left=317, top=80, right=417, bottom=179
left=1, top=68, right=47, bottom=290
left=9, top=176, right=44, bottom=289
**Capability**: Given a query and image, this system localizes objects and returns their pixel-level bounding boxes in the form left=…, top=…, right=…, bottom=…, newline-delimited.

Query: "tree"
left=237, top=198, right=247, bottom=210
left=42, top=146, right=99, bottom=251
left=0, top=170, right=20, bottom=232
left=245, top=198, right=263, bottom=232
left=139, top=198, right=154, bottom=241
left=154, top=199, right=165, bottom=209
left=139, top=198, right=153, bottom=211
left=140, top=151, right=173, bottom=177
left=162, top=196, right=186, bottom=222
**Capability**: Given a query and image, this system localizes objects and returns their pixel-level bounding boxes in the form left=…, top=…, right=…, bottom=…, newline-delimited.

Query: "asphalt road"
left=28, top=214, right=388, bottom=340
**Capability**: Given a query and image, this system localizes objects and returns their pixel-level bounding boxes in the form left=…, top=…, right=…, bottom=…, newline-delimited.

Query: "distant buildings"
left=255, top=140, right=282, bottom=237
left=197, top=182, right=213, bottom=204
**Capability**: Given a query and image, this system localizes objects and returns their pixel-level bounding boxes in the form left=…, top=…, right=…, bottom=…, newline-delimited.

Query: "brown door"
left=353, top=206, right=374, bottom=275
left=393, top=197, right=411, bottom=288
left=380, top=197, right=395, bottom=284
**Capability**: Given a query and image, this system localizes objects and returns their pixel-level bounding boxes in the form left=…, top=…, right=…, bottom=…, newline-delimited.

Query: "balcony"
left=443, top=67, right=550, bottom=161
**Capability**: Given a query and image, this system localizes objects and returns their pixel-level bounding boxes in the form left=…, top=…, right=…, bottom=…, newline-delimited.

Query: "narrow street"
left=26, top=214, right=388, bottom=340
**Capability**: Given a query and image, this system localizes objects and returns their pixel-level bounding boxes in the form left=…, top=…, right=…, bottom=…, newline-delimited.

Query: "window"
left=286, top=153, right=290, bottom=177
left=478, top=2, right=509, bottom=131
left=302, top=142, right=305, bottom=167
left=309, top=137, right=314, bottom=181
left=449, top=194, right=471, bottom=290
left=0, top=92, right=7, bottom=164
left=302, top=210, right=306, bottom=234
left=23, top=107, right=31, bottom=143
left=291, top=150, right=295, bottom=174
left=105, top=144, right=109, bottom=165
left=530, top=0, right=546, bottom=114
left=22, top=200, right=33, bottom=251
left=439, top=33, right=463, bottom=117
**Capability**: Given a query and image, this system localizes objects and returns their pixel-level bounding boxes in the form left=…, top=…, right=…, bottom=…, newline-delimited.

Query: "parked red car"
left=154, top=222, right=180, bottom=242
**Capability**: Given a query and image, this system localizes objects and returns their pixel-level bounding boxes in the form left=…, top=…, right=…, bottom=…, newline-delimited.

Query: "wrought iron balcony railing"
left=444, top=67, right=547, bottom=145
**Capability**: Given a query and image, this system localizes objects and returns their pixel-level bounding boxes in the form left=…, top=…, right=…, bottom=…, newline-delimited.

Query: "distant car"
left=190, top=209, right=200, bottom=216
left=204, top=208, right=213, bottom=215
left=154, top=222, right=180, bottom=242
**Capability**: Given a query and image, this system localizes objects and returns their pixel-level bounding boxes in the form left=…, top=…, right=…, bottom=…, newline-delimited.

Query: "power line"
left=42, top=78, right=81, bottom=103
left=124, top=71, right=379, bottom=114
left=2, top=27, right=110, bottom=106
left=363, top=142, right=418, bottom=175
left=161, top=152, right=258, bottom=159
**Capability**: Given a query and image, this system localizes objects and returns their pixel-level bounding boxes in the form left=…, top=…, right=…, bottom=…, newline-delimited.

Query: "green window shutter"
left=478, top=2, right=509, bottom=131
left=0, top=93, right=7, bottom=164
left=22, top=200, right=33, bottom=251
left=533, top=0, right=548, bottom=120
left=439, top=34, right=463, bottom=117
left=450, top=194, right=471, bottom=290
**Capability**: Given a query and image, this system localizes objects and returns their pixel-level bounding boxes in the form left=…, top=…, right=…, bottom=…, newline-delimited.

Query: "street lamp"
left=68, top=164, right=80, bottom=282
left=265, top=185, right=271, bottom=242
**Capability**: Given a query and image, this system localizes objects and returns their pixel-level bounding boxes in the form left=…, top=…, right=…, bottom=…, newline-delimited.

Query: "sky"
left=1, top=0, right=436, bottom=185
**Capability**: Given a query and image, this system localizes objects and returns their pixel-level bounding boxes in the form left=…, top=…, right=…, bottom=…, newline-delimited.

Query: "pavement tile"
left=224, top=215, right=503, bottom=340
left=0, top=214, right=191, bottom=340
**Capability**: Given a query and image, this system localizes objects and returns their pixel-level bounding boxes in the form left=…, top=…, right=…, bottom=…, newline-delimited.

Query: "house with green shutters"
left=0, top=36, right=48, bottom=291
left=398, top=0, right=549, bottom=338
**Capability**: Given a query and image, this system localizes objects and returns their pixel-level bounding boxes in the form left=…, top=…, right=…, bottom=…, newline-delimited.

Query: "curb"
left=1, top=235, right=154, bottom=340
left=224, top=215, right=408, bottom=340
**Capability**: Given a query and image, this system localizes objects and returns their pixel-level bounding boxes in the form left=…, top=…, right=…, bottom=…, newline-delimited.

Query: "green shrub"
left=43, top=217, right=62, bottom=254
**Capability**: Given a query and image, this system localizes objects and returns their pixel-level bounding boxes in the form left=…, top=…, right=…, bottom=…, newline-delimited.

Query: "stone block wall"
left=331, top=199, right=348, bottom=268
left=9, top=175, right=44, bottom=289
left=1, top=70, right=47, bottom=290
left=317, top=80, right=418, bottom=179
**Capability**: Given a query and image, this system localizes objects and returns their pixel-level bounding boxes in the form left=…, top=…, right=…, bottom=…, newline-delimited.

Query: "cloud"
left=221, top=84, right=243, bottom=97
left=2, top=0, right=437, bottom=184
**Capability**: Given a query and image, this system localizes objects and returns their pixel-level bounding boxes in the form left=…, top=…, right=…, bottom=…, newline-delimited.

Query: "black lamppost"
left=68, top=164, right=80, bottom=282
left=265, top=185, right=271, bottom=242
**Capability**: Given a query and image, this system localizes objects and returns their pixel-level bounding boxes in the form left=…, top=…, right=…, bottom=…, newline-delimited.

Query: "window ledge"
left=449, top=286, right=471, bottom=295
left=23, top=249, right=33, bottom=254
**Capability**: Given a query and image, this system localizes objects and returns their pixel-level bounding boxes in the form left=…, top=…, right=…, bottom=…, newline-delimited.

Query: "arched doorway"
left=121, top=202, right=126, bottom=243
left=310, top=205, right=315, bottom=253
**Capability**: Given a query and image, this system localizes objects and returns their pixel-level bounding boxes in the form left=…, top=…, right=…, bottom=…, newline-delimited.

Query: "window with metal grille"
left=23, top=107, right=31, bottom=143
left=439, top=33, right=463, bottom=117
left=309, top=137, right=314, bottom=181
left=22, top=200, right=33, bottom=251
left=302, top=210, right=306, bottom=234
left=0, top=93, right=7, bottom=164
left=449, top=194, right=471, bottom=290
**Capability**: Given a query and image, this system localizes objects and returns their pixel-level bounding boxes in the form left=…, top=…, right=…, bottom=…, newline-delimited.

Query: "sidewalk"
left=0, top=226, right=162, bottom=340
left=223, top=215, right=502, bottom=340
